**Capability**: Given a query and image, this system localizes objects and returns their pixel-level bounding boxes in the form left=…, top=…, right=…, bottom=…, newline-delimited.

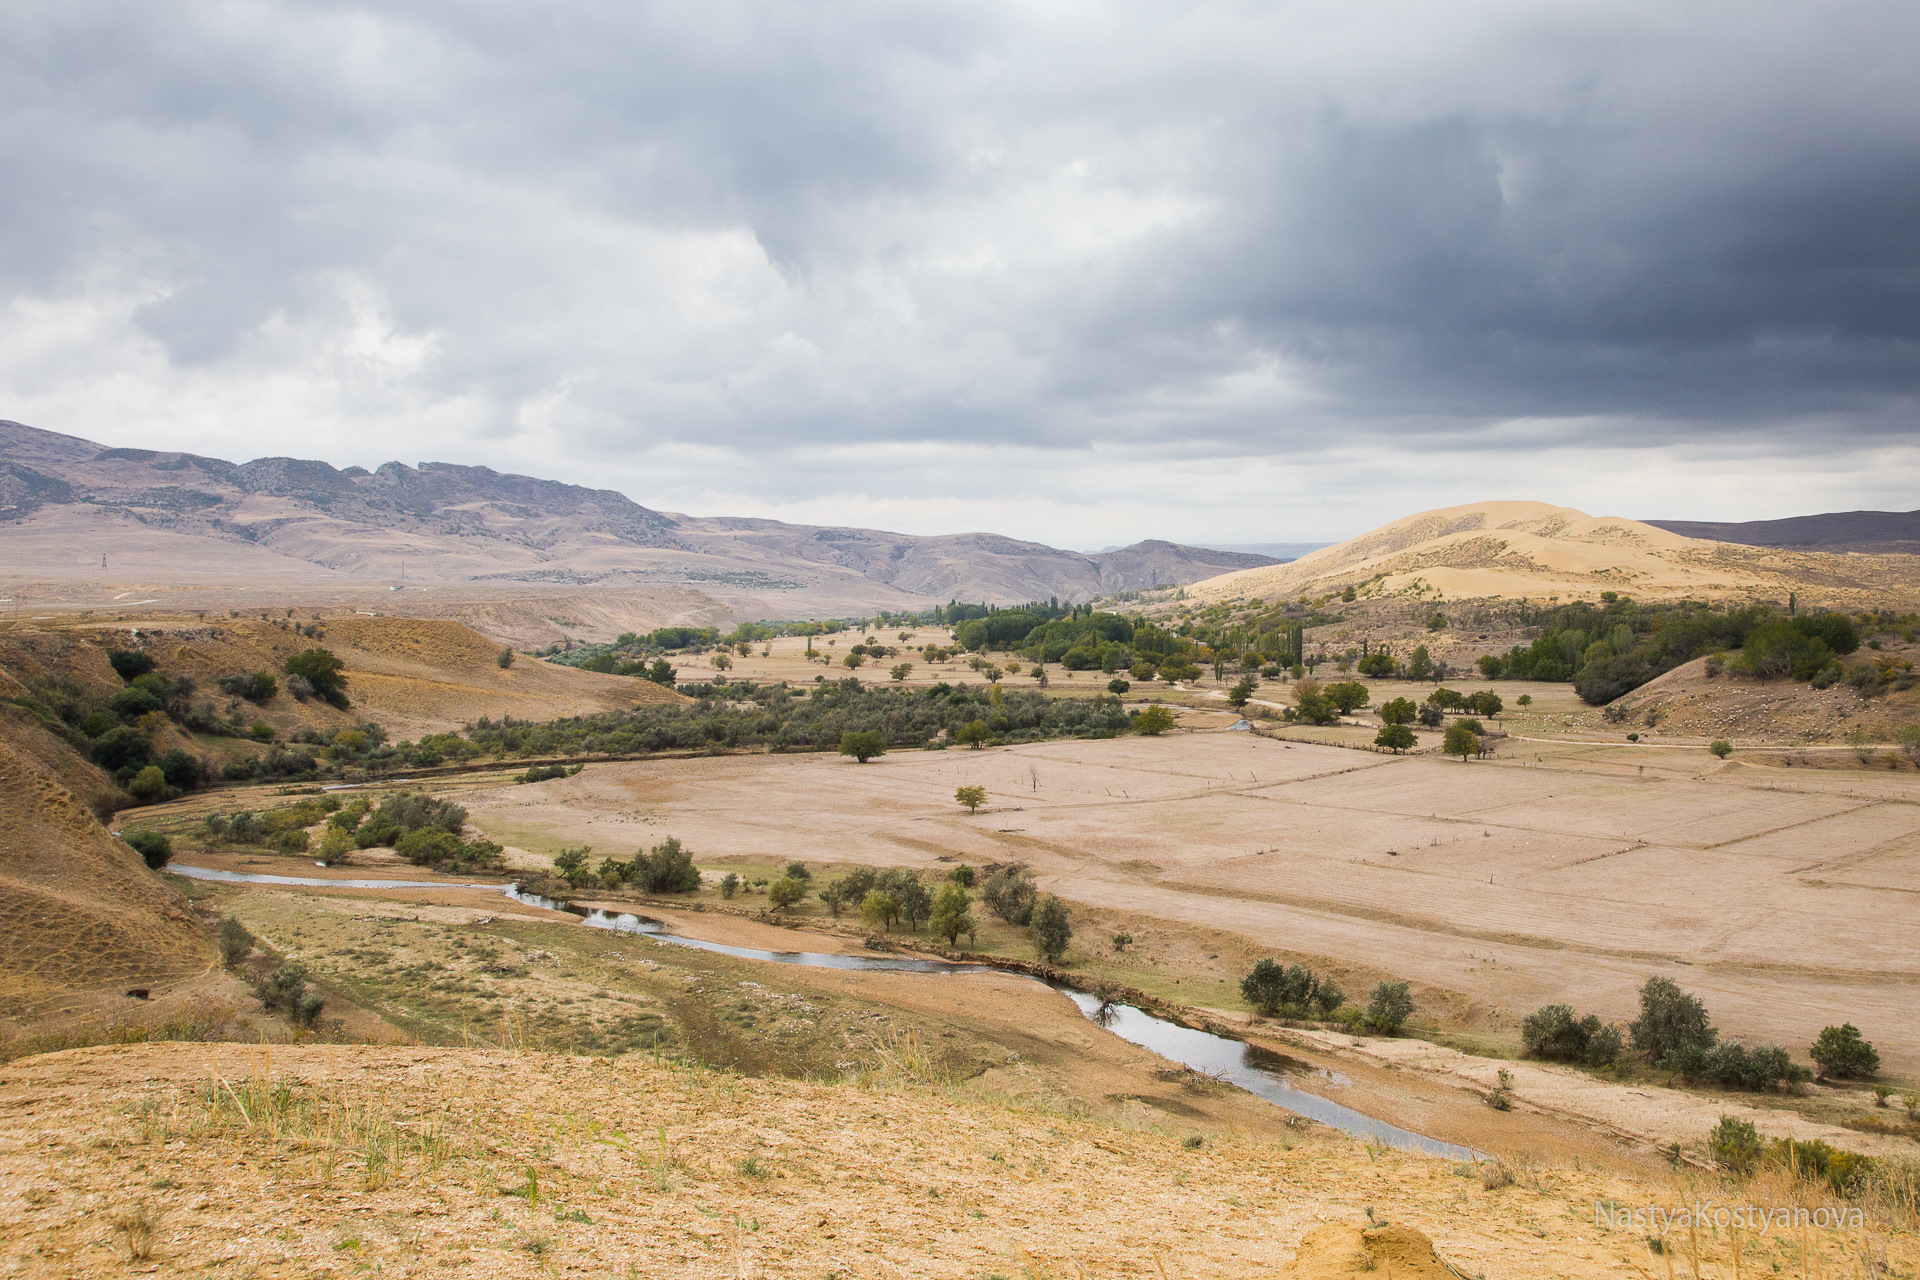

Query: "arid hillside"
left=5, top=1041, right=1900, bottom=1279
left=0, top=724, right=210, bottom=1024
left=1186, top=500, right=1920, bottom=608
left=0, top=418, right=1273, bottom=615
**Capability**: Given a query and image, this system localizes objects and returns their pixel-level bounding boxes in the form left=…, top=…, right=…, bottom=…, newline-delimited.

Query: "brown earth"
left=3, top=1040, right=1905, bottom=1279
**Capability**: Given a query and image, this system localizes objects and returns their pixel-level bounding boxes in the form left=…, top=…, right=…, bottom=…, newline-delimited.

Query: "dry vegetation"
left=5, top=1040, right=1913, bottom=1279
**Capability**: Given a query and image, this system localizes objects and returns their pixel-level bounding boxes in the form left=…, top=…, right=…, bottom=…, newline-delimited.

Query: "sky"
left=2, top=0, right=1916, bottom=549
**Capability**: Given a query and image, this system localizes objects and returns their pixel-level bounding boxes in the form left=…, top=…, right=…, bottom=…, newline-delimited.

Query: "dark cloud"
left=0, top=0, right=1915, bottom=539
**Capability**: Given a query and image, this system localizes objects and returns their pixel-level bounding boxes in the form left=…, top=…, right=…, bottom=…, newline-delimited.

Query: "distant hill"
left=0, top=421, right=1275, bottom=616
left=1646, top=510, right=1920, bottom=556
left=1183, top=500, right=1920, bottom=608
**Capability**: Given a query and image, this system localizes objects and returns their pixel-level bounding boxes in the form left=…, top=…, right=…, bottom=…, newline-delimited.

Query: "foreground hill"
left=5, top=1041, right=1877, bottom=1279
left=1186, top=500, right=1920, bottom=607
left=0, top=420, right=1274, bottom=615
left=1649, top=508, right=1920, bottom=556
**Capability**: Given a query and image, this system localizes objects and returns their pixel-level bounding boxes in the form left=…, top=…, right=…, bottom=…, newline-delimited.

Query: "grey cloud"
left=0, top=0, right=1916, bottom=505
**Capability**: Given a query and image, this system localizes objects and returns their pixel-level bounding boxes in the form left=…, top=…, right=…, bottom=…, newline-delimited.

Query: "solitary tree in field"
left=955, top=785, right=987, bottom=813
left=890, top=662, right=913, bottom=681
left=1375, top=723, right=1417, bottom=753
left=1443, top=724, right=1480, bottom=761
left=839, top=730, right=888, bottom=763
left=1364, top=981, right=1414, bottom=1033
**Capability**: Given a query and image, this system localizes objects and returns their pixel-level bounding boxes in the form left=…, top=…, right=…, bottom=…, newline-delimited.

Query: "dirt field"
left=461, top=727, right=1920, bottom=1082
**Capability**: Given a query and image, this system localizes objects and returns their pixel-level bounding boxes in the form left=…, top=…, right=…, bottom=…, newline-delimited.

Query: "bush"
left=1709, top=739, right=1733, bottom=758
left=1630, top=976, right=1716, bottom=1064
left=981, top=865, right=1036, bottom=926
left=217, top=671, right=278, bottom=703
left=218, top=918, right=254, bottom=968
left=107, top=650, right=155, bottom=681
left=1364, top=980, right=1413, bottom=1033
left=124, top=829, right=172, bottom=869
left=1709, top=1115, right=1762, bottom=1176
left=720, top=872, right=740, bottom=899
left=767, top=876, right=808, bottom=910
left=126, top=765, right=169, bottom=803
left=1107, top=678, right=1131, bottom=694
left=109, top=684, right=165, bottom=719
left=354, top=791, right=468, bottom=848
left=1134, top=705, right=1176, bottom=735
left=283, top=648, right=349, bottom=709
left=1809, top=1024, right=1880, bottom=1079
left=497, top=648, right=515, bottom=669
left=630, top=836, right=701, bottom=893
left=1520, top=1003, right=1622, bottom=1066
left=1769, top=1138, right=1872, bottom=1195
left=1241, top=960, right=1345, bottom=1017
left=255, top=962, right=326, bottom=1029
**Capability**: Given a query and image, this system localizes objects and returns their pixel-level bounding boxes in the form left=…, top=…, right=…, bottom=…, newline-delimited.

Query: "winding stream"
left=171, top=864, right=1481, bottom=1157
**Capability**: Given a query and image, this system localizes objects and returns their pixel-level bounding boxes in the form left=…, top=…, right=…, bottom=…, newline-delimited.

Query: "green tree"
left=955, top=719, right=992, bottom=748
left=842, top=652, right=865, bottom=670
left=1227, top=678, right=1256, bottom=708
left=631, top=836, right=701, bottom=893
left=839, top=730, right=888, bottom=762
left=1407, top=645, right=1435, bottom=679
left=1809, top=1024, right=1880, bottom=1079
left=1709, top=739, right=1733, bottom=758
left=1442, top=724, right=1480, bottom=761
left=646, top=658, right=675, bottom=686
left=930, top=882, right=975, bottom=945
left=1292, top=679, right=1335, bottom=725
left=218, top=917, right=254, bottom=968
left=784, top=860, right=811, bottom=882
left=981, top=866, right=1036, bottom=925
left=1107, top=677, right=1131, bottom=694
left=552, top=846, right=591, bottom=887
left=1629, top=976, right=1717, bottom=1064
left=1325, top=680, right=1369, bottom=714
left=283, top=648, right=349, bottom=709
left=1031, top=894, right=1072, bottom=963
left=767, top=876, right=808, bottom=911
left=127, top=766, right=169, bottom=803
left=955, top=784, right=988, bottom=813
left=859, top=890, right=900, bottom=932
left=720, top=872, right=740, bottom=899
left=1374, top=723, right=1417, bottom=753
left=1379, top=697, right=1417, bottom=725
left=890, top=662, right=913, bottom=681
left=1134, top=705, right=1176, bottom=735
left=1240, top=959, right=1289, bottom=1016
left=1416, top=702, right=1444, bottom=728
left=947, top=864, right=976, bottom=886
left=108, top=649, right=156, bottom=681
left=1364, top=981, right=1414, bottom=1033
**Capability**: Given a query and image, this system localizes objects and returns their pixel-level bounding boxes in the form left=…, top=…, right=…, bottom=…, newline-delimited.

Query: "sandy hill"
left=1187, top=500, right=1920, bottom=607
left=5, top=1040, right=1874, bottom=1280
left=0, top=419, right=1274, bottom=615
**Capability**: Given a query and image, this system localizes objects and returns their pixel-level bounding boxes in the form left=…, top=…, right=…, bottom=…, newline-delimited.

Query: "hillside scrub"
left=1520, top=1004, right=1623, bottom=1066
left=460, top=678, right=1132, bottom=757
left=1468, top=593, right=1867, bottom=704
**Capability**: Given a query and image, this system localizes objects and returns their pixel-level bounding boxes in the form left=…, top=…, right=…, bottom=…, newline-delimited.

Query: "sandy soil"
left=459, top=728, right=1920, bottom=1080
left=4, top=1040, right=1904, bottom=1280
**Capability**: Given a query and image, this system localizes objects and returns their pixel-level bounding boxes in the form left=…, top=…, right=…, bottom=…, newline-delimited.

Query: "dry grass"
left=4, top=1041, right=1914, bottom=1279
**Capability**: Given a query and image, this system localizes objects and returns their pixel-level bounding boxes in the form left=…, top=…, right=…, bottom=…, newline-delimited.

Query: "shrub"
left=1241, top=960, right=1344, bottom=1017
left=1364, top=981, right=1413, bottom=1033
left=284, top=673, right=314, bottom=701
left=630, top=836, right=701, bottom=893
left=110, top=684, right=165, bottom=719
left=981, top=865, right=1036, bottom=926
left=354, top=791, right=468, bottom=848
left=1133, top=705, right=1176, bottom=735
left=255, top=962, right=326, bottom=1029
left=124, top=829, right=172, bottom=869
left=395, top=828, right=465, bottom=866
left=1520, top=1004, right=1621, bottom=1065
left=1809, top=1024, right=1880, bottom=1079
left=217, top=671, right=278, bottom=703
left=497, top=648, right=515, bottom=669
left=1031, top=894, right=1072, bottom=963
left=1709, top=1115, right=1762, bottom=1176
left=1709, top=739, right=1733, bottom=758
left=107, top=650, right=155, bottom=681
left=766, top=876, right=808, bottom=910
left=1630, top=976, right=1716, bottom=1064
left=947, top=864, right=976, bottom=887
left=720, top=872, right=740, bottom=899
left=283, top=648, right=349, bottom=709
left=218, top=918, right=254, bottom=968
left=126, top=765, right=169, bottom=803
left=1769, top=1138, right=1872, bottom=1195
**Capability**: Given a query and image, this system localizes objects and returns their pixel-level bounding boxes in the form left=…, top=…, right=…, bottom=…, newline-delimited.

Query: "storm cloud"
left=1, top=0, right=1915, bottom=543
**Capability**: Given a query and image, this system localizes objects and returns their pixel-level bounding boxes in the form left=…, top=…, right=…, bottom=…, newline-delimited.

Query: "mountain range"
left=0, top=420, right=1276, bottom=617
left=1645, top=510, right=1920, bottom=556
